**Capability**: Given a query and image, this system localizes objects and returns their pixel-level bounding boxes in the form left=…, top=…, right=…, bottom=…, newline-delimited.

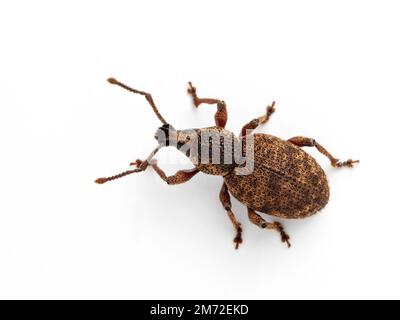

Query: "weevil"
left=95, top=78, right=359, bottom=249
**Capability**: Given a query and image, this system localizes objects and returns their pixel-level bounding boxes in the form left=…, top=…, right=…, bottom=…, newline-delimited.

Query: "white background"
left=0, top=1, right=399, bottom=299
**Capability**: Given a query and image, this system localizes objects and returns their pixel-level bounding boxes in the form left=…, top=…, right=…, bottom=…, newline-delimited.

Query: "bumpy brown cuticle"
left=225, top=134, right=330, bottom=219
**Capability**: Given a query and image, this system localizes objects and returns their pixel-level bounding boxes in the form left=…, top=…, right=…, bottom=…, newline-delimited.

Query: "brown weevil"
left=96, top=78, right=359, bottom=249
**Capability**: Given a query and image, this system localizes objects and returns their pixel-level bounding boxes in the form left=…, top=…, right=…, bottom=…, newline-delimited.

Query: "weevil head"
left=154, top=124, right=198, bottom=151
left=154, top=124, right=176, bottom=147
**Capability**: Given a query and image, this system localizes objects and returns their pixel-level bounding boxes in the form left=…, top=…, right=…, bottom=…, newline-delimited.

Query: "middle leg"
left=240, top=101, right=276, bottom=137
left=150, top=159, right=199, bottom=185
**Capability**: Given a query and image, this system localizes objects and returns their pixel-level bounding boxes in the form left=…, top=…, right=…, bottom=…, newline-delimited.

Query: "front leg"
left=150, top=159, right=199, bottom=185
left=187, top=82, right=228, bottom=128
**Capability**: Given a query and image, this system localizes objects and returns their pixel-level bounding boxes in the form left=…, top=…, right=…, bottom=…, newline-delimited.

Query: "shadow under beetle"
left=96, top=78, right=359, bottom=249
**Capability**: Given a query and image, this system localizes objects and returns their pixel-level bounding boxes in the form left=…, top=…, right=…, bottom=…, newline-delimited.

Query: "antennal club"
left=107, top=77, right=168, bottom=125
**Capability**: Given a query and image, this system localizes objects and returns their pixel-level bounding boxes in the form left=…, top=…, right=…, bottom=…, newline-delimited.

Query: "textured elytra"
left=224, top=134, right=329, bottom=219
left=179, top=128, right=330, bottom=218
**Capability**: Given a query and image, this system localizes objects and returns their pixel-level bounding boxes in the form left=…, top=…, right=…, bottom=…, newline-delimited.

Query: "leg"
left=150, top=159, right=199, bottom=185
left=240, top=101, right=275, bottom=137
left=219, top=183, right=243, bottom=249
left=288, top=136, right=359, bottom=168
left=247, top=208, right=291, bottom=247
left=187, top=82, right=228, bottom=128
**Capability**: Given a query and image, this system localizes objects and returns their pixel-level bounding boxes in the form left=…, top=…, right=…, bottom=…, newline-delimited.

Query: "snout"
left=154, top=124, right=176, bottom=146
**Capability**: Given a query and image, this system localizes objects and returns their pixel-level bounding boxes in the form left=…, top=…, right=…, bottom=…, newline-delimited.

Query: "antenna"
left=95, top=146, right=161, bottom=184
left=107, top=77, right=168, bottom=125
left=95, top=169, right=142, bottom=184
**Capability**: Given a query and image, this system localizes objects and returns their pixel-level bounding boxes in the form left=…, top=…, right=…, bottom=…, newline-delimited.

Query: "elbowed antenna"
left=107, top=78, right=168, bottom=125
left=94, top=146, right=161, bottom=184
left=95, top=168, right=142, bottom=184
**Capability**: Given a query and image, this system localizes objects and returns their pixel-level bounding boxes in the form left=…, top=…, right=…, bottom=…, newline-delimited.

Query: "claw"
left=259, top=101, right=276, bottom=124
left=187, top=81, right=196, bottom=95
left=281, top=232, right=291, bottom=248
left=333, top=159, right=360, bottom=168
left=129, top=159, right=143, bottom=167
left=129, top=159, right=150, bottom=170
left=267, top=101, right=276, bottom=114
left=234, top=235, right=243, bottom=250
left=273, top=221, right=291, bottom=248
left=233, top=226, right=243, bottom=250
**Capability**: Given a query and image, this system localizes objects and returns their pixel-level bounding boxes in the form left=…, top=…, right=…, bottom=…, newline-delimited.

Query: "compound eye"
left=179, top=133, right=190, bottom=143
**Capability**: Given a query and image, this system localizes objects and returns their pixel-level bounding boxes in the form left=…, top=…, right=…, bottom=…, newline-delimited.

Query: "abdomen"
left=224, top=134, right=329, bottom=219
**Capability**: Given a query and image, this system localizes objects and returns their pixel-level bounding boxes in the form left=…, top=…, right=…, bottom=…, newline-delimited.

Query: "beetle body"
left=172, top=126, right=329, bottom=219
left=96, top=78, right=358, bottom=249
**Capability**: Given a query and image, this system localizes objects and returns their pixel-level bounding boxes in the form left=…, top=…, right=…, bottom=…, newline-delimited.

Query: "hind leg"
left=219, top=183, right=243, bottom=249
left=247, top=208, right=291, bottom=247
left=187, top=82, right=228, bottom=128
left=288, top=136, right=359, bottom=168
